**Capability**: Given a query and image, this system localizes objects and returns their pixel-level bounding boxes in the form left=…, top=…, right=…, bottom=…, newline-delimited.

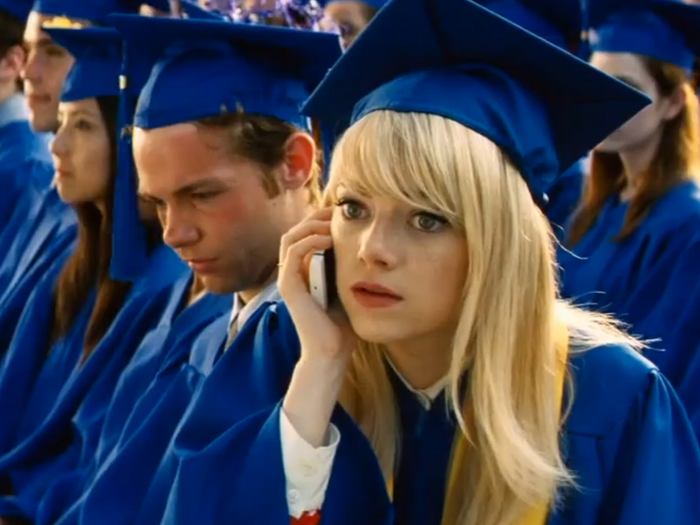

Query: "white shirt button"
left=288, top=489, right=300, bottom=504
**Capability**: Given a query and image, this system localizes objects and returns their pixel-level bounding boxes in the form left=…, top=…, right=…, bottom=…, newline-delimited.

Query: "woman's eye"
left=338, top=199, right=366, bottom=220
left=75, top=119, right=92, bottom=131
left=412, top=212, right=448, bottom=232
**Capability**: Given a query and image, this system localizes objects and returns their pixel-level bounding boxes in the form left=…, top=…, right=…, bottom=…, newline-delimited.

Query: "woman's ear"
left=279, top=131, right=316, bottom=191
left=660, top=84, right=688, bottom=122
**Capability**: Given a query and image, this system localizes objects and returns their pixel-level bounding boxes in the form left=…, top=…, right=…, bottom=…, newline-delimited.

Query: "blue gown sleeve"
left=154, top=301, right=392, bottom=525
left=558, top=367, right=700, bottom=525
left=599, top=371, right=700, bottom=524
left=618, top=233, right=700, bottom=438
left=57, top=298, right=226, bottom=525
left=160, top=403, right=392, bottom=525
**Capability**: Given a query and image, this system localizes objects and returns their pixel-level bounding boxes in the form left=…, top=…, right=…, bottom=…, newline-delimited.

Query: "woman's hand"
left=278, top=207, right=357, bottom=447
left=278, top=207, right=357, bottom=365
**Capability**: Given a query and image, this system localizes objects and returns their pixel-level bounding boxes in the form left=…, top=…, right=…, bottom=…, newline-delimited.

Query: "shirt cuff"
left=279, top=408, right=340, bottom=519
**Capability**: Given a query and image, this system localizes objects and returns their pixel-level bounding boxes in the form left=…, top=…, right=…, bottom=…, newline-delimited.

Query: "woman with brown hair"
left=0, top=25, right=187, bottom=523
left=560, top=0, right=700, bottom=437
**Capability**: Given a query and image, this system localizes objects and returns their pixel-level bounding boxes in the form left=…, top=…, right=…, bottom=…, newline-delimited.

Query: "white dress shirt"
left=224, top=282, right=281, bottom=350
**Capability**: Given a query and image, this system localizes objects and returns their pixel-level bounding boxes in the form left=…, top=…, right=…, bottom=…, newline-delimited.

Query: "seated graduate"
left=0, top=0, right=174, bottom=359
left=23, top=11, right=342, bottom=525
left=0, top=0, right=54, bottom=236
left=558, top=0, right=700, bottom=437
left=145, top=0, right=700, bottom=524
left=0, top=0, right=77, bottom=354
left=0, top=25, right=189, bottom=524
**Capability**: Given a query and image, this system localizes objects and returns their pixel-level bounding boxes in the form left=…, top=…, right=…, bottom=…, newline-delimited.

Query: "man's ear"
left=278, top=131, right=316, bottom=190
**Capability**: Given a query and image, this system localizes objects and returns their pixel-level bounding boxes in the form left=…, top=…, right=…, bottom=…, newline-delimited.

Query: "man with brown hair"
left=0, top=0, right=53, bottom=232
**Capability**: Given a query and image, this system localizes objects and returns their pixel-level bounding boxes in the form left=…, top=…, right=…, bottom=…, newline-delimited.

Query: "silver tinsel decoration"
left=201, top=0, right=338, bottom=32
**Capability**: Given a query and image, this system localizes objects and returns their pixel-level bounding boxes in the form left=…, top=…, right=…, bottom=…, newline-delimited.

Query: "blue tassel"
left=110, top=42, right=149, bottom=283
left=578, top=0, right=591, bottom=61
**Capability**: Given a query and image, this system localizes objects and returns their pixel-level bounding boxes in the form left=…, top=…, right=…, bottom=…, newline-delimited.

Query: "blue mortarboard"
left=43, top=27, right=122, bottom=101
left=301, top=0, right=650, bottom=205
left=589, top=0, right=700, bottom=72
left=0, top=0, right=33, bottom=21
left=108, top=14, right=342, bottom=131
left=479, top=0, right=578, bottom=50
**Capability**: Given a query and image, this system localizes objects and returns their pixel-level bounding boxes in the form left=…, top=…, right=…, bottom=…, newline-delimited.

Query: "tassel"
left=578, top=0, right=591, bottom=61
left=109, top=42, right=150, bottom=283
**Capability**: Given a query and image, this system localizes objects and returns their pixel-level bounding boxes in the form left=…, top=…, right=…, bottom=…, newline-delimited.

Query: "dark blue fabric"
left=129, top=302, right=298, bottom=525
left=544, top=159, right=585, bottom=240
left=151, top=303, right=700, bottom=525
left=33, top=278, right=231, bottom=525
left=0, top=186, right=77, bottom=362
left=0, top=244, right=188, bottom=520
left=0, top=117, right=52, bottom=236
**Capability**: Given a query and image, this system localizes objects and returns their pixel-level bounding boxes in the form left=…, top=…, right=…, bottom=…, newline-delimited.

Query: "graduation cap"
left=0, top=0, right=33, bottom=21
left=478, top=0, right=580, bottom=50
left=43, top=27, right=122, bottom=101
left=301, top=0, right=650, bottom=205
left=588, top=0, right=700, bottom=72
left=32, top=0, right=168, bottom=23
left=108, top=14, right=342, bottom=131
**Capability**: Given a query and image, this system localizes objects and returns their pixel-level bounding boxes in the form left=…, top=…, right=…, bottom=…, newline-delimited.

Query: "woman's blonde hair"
left=324, top=110, right=641, bottom=525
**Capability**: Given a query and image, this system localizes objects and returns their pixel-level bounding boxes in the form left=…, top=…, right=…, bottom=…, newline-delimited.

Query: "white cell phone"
left=309, top=249, right=337, bottom=311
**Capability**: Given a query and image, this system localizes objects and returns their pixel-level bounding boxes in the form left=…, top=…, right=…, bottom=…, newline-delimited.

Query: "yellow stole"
left=388, top=328, right=570, bottom=525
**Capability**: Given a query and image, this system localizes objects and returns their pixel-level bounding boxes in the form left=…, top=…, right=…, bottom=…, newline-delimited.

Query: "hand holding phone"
left=277, top=208, right=355, bottom=362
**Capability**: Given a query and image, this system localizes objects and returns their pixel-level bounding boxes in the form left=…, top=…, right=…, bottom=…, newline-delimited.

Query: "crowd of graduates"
left=0, top=0, right=699, bottom=523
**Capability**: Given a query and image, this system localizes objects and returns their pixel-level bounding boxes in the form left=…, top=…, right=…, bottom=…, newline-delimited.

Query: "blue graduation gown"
left=86, top=301, right=292, bottom=525
left=151, top=302, right=700, bottom=525
left=0, top=194, right=77, bottom=362
left=0, top=94, right=52, bottom=235
left=0, top=244, right=188, bottom=520
left=32, top=276, right=231, bottom=525
left=558, top=180, right=700, bottom=437
left=0, top=95, right=76, bottom=320
left=543, top=160, right=585, bottom=241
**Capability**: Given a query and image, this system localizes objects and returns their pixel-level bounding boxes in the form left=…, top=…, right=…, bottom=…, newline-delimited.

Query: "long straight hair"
left=325, top=110, right=640, bottom=525
left=568, top=57, right=700, bottom=246
left=49, top=96, right=161, bottom=363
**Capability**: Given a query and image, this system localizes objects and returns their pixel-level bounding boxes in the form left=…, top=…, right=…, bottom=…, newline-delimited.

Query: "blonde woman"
left=147, top=0, right=700, bottom=524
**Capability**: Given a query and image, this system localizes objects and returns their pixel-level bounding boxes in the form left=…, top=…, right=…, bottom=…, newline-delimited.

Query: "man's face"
left=22, top=12, right=76, bottom=132
left=134, top=123, right=286, bottom=295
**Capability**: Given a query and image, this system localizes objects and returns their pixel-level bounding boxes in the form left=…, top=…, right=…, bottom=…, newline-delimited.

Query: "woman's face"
left=321, top=0, right=375, bottom=49
left=51, top=98, right=112, bottom=208
left=591, top=52, right=681, bottom=153
left=331, top=184, right=468, bottom=346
